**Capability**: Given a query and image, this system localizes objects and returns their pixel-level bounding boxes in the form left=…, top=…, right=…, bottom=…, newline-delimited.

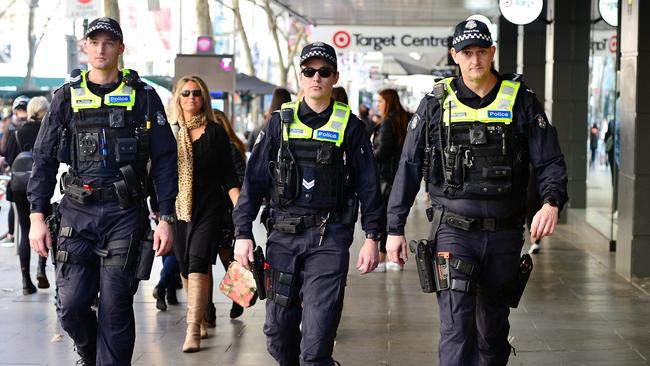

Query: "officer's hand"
left=357, top=239, right=379, bottom=274
left=530, top=203, right=559, bottom=243
left=29, top=213, right=51, bottom=258
left=387, top=235, right=408, bottom=265
left=153, top=221, right=173, bottom=256
left=234, top=239, right=254, bottom=270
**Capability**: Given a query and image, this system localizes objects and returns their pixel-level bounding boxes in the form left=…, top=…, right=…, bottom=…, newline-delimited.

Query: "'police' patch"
left=316, top=130, right=339, bottom=141
left=487, top=110, right=512, bottom=119
left=108, top=95, right=131, bottom=104
left=410, top=114, right=420, bottom=130
left=536, top=113, right=548, bottom=129
left=156, top=111, right=167, bottom=126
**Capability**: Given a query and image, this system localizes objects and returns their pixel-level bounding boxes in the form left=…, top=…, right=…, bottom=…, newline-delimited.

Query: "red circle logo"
left=78, top=0, right=93, bottom=4
left=608, top=34, right=618, bottom=53
left=333, top=31, right=351, bottom=48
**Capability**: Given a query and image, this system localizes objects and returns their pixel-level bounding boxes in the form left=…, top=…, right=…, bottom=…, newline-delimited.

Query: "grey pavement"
left=0, top=194, right=649, bottom=365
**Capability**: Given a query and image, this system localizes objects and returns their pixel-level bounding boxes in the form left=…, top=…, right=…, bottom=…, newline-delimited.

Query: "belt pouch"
left=136, top=235, right=155, bottom=280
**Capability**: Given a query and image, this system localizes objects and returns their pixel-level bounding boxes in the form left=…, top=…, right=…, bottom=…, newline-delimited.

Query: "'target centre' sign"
left=313, top=26, right=454, bottom=54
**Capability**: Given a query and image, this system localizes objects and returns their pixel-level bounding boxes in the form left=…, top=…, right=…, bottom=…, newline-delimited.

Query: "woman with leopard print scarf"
left=171, top=75, right=240, bottom=353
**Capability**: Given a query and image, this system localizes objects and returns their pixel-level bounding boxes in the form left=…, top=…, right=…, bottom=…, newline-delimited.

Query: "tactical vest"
left=60, top=69, right=150, bottom=179
left=270, top=100, right=352, bottom=211
left=428, top=77, right=524, bottom=199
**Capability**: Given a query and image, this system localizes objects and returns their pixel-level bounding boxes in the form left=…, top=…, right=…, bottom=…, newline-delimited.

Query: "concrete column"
left=544, top=0, right=591, bottom=209
left=498, top=15, right=518, bottom=73
left=523, top=19, right=547, bottom=104
left=616, top=0, right=650, bottom=279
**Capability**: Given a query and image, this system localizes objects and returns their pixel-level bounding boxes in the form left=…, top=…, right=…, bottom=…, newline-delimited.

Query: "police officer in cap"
left=386, top=19, right=568, bottom=365
left=28, top=17, right=177, bottom=365
left=233, top=41, right=384, bottom=366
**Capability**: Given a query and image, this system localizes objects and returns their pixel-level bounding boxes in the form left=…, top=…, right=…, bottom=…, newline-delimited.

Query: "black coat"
left=372, top=114, right=401, bottom=198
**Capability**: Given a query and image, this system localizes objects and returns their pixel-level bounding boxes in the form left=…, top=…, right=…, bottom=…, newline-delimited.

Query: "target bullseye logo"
left=608, top=34, right=618, bottom=53
left=333, top=31, right=351, bottom=48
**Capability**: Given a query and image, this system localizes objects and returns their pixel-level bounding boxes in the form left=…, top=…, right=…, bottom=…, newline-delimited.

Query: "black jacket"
left=372, top=114, right=401, bottom=195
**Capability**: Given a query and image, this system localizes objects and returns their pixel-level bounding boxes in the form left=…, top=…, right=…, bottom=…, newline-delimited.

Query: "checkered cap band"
left=453, top=32, right=492, bottom=46
left=300, top=50, right=336, bottom=66
left=86, top=19, right=122, bottom=40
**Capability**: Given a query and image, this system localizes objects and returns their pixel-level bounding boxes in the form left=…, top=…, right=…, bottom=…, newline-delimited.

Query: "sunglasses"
left=301, top=67, right=335, bottom=78
left=180, top=89, right=202, bottom=98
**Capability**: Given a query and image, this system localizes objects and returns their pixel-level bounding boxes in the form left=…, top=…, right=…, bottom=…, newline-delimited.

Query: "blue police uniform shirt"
left=27, top=73, right=178, bottom=215
left=232, top=98, right=385, bottom=240
left=387, top=72, right=568, bottom=235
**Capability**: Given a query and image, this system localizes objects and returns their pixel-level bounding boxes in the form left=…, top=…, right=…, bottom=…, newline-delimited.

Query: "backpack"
left=10, top=131, right=33, bottom=194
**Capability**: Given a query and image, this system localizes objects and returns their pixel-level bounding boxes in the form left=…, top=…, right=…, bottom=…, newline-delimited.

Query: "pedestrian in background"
left=371, top=88, right=409, bottom=272
left=6, top=96, right=50, bottom=294
left=170, top=75, right=240, bottom=353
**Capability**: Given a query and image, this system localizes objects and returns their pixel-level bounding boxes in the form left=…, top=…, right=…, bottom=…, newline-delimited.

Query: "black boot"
left=153, top=285, right=167, bottom=311
left=204, top=301, right=216, bottom=327
left=75, top=351, right=96, bottom=366
left=22, top=272, right=36, bottom=295
left=36, top=257, right=49, bottom=289
left=230, top=301, right=244, bottom=319
left=166, top=287, right=178, bottom=305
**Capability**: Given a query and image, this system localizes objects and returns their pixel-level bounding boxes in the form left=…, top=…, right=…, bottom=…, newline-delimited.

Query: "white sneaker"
left=528, top=243, right=540, bottom=255
left=372, top=262, right=386, bottom=273
left=386, top=261, right=404, bottom=272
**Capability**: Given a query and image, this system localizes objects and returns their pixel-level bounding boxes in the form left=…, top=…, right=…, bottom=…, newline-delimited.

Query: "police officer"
left=233, top=41, right=384, bottom=366
left=386, top=20, right=568, bottom=365
left=27, top=18, right=177, bottom=365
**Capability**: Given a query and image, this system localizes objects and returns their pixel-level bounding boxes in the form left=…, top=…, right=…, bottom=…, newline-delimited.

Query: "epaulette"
left=68, top=68, right=82, bottom=88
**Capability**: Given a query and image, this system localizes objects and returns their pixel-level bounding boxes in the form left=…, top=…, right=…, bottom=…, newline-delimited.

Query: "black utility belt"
left=430, top=208, right=523, bottom=232
left=271, top=213, right=341, bottom=234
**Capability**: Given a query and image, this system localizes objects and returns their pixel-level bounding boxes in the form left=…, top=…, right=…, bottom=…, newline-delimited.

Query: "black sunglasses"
left=301, top=67, right=335, bottom=78
left=180, top=89, right=202, bottom=98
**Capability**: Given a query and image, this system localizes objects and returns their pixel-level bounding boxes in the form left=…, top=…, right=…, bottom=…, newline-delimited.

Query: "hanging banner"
left=312, top=26, right=453, bottom=55
left=66, top=0, right=104, bottom=19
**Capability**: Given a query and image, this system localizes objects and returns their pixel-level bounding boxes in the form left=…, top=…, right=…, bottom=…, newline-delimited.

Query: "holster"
left=251, top=246, right=268, bottom=300
left=45, top=203, right=61, bottom=266
left=409, top=239, right=437, bottom=293
left=510, top=254, right=533, bottom=308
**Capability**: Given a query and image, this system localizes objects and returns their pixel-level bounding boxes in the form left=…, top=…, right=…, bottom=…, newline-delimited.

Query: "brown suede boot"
left=182, top=273, right=209, bottom=353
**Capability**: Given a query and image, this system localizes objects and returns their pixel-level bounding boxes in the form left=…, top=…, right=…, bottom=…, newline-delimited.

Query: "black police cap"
left=300, top=41, right=337, bottom=69
left=85, top=17, right=123, bottom=42
left=452, top=19, right=492, bottom=52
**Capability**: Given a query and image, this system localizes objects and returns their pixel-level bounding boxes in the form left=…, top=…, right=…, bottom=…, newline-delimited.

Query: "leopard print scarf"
left=175, top=114, right=207, bottom=222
